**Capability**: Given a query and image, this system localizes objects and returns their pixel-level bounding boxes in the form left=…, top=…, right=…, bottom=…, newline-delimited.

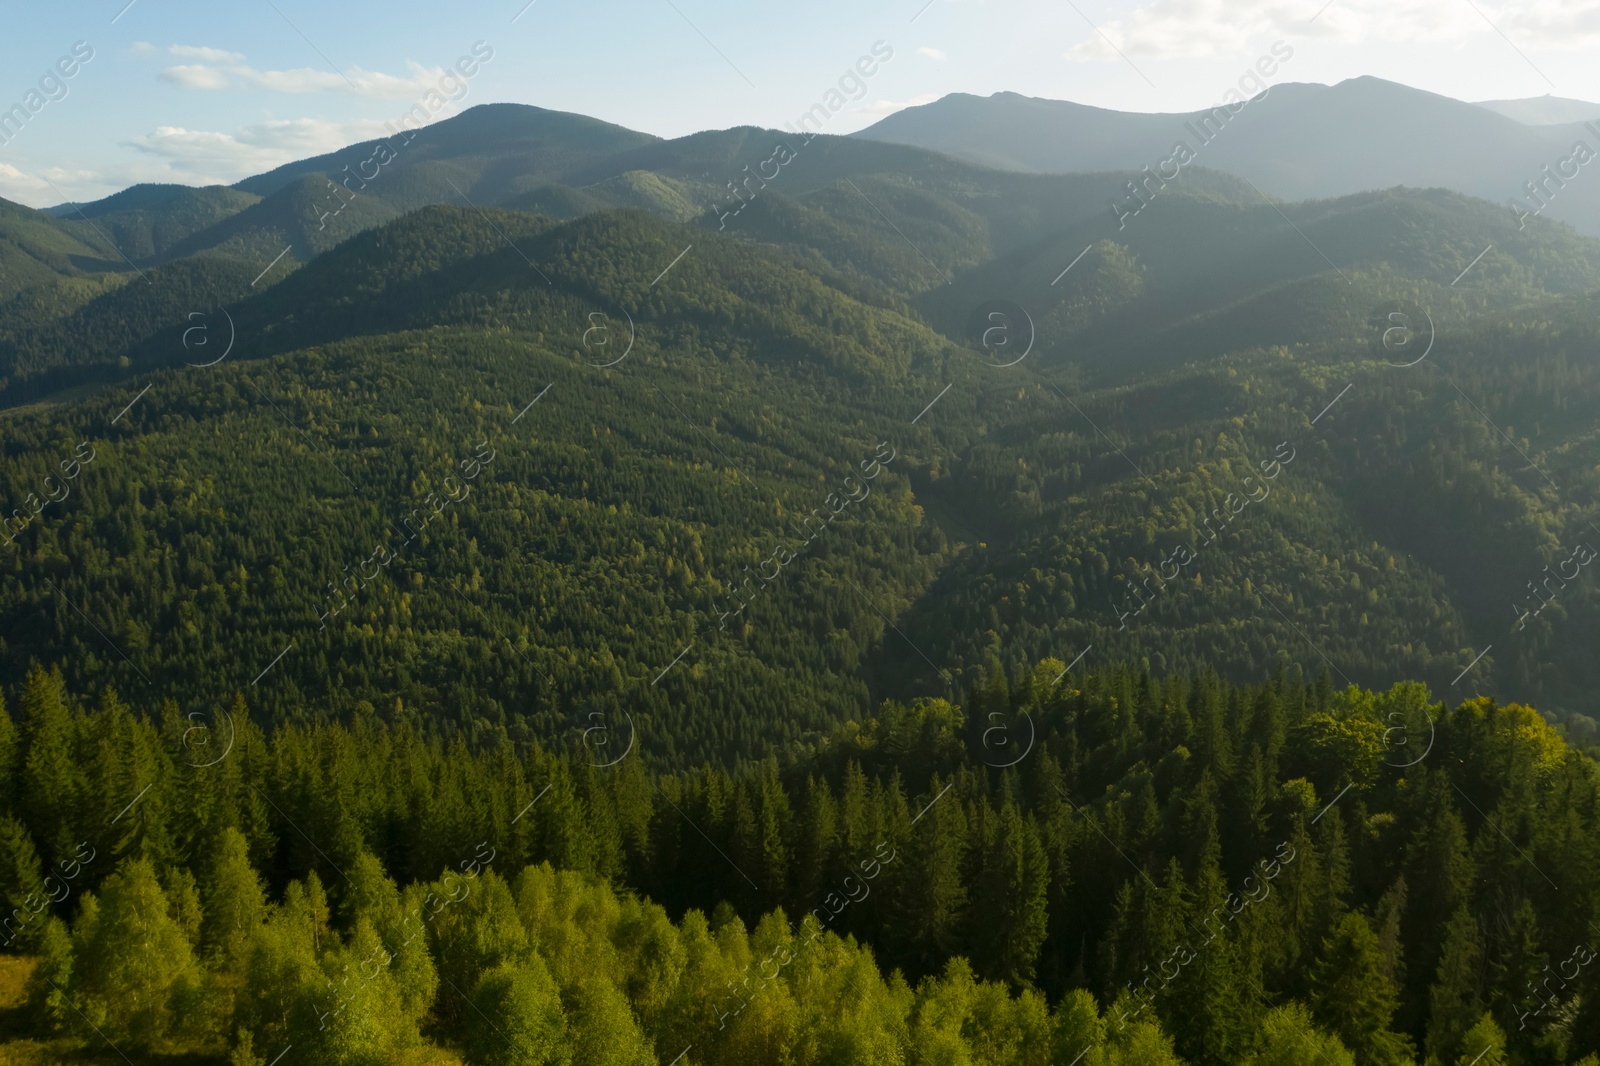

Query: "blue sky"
left=2, top=0, right=1598, bottom=207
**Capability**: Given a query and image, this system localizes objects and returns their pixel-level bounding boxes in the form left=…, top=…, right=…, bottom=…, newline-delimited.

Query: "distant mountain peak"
left=1476, top=93, right=1600, bottom=125
left=855, top=77, right=1600, bottom=236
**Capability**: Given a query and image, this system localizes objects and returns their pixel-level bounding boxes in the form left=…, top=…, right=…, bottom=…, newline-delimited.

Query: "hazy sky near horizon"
left=1, top=0, right=1598, bottom=207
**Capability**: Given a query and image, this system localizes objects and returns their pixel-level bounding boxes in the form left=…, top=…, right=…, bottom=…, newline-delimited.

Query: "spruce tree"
left=1488, top=898, right=1548, bottom=1050
left=1427, top=905, right=1484, bottom=1065
left=1309, top=912, right=1415, bottom=1066
left=892, top=774, right=967, bottom=977
left=794, top=775, right=837, bottom=907
left=1400, top=791, right=1473, bottom=1033
left=202, top=826, right=267, bottom=970
left=0, top=694, right=19, bottom=813
left=1162, top=856, right=1263, bottom=1066
left=19, top=667, right=79, bottom=862
left=756, top=759, right=790, bottom=913
left=0, top=815, right=45, bottom=951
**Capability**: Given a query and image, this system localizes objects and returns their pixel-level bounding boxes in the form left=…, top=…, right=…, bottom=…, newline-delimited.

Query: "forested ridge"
left=6, top=201, right=1600, bottom=741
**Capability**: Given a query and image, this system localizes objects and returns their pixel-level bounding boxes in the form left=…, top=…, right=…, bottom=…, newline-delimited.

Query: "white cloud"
left=0, top=164, right=109, bottom=207
left=130, top=41, right=156, bottom=53
left=0, top=162, right=49, bottom=200
left=169, top=44, right=246, bottom=62
left=127, top=116, right=394, bottom=181
left=242, top=63, right=451, bottom=97
left=161, top=64, right=230, bottom=90
left=1502, top=0, right=1600, bottom=48
left=1063, top=0, right=1314, bottom=60
left=1308, top=0, right=1495, bottom=46
left=854, top=92, right=942, bottom=118
left=0, top=107, right=420, bottom=206
left=157, top=58, right=453, bottom=99
left=1063, top=0, right=1600, bottom=62
left=918, top=47, right=947, bottom=60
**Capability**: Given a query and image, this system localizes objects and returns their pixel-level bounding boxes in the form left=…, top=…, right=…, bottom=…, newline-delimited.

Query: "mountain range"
left=2, top=79, right=1600, bottom=757
left=856, top=76, right=1600, bottom=237
left=6, top=68, right=1600, bottom=1066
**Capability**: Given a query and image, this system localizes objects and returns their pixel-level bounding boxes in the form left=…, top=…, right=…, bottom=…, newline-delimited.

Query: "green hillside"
left=0, top=190, right=1597, bottom=748
left=51, top=184, right=262, bottom=261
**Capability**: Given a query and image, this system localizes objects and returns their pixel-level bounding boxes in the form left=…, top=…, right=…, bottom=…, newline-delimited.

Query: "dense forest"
left=4, top=200, right=1600, bottom=754
left=0, top=662, right=1594, bottom=1065
left=5, top=98, right=1600, bottom=1065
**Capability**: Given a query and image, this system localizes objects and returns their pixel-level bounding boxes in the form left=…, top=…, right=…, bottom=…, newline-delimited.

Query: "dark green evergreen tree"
left=1310, top=912, right=1416, bottom=1066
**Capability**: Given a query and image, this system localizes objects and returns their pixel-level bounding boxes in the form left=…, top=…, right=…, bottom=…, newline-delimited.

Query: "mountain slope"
left=0, top=204, right=978, bottom=763
left=47, top=183, right=261, bottom=261
left=0, top=196, right=126, bottom=299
